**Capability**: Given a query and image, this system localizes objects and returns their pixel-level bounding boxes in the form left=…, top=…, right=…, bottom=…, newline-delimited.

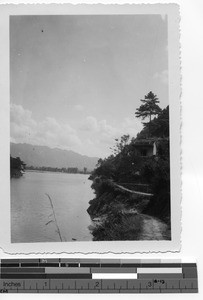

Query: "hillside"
left=87, top=104, right=171, bottom=240
left=10, top=143, right=99, bottom=172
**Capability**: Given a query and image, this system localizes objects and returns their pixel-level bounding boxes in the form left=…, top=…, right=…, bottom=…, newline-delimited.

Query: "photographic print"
left=0, top=4, right=181, bottom=253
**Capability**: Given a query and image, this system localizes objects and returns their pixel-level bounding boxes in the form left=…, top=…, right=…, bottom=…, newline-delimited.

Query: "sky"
left=10, top=15, right=168, bottom=158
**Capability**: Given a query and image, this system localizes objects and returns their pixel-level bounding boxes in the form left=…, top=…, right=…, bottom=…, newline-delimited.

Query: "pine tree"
left=135, top=91, right=162, bottom=136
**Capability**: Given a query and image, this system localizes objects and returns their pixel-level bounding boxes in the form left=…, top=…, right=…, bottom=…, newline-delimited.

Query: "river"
left=10, top=171, right=94, bottom=243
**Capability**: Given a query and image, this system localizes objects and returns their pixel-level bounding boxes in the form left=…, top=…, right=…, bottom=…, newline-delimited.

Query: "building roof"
left=132, top=138, right=156, bottom=147
left=132, top=137, right=169, bottom=147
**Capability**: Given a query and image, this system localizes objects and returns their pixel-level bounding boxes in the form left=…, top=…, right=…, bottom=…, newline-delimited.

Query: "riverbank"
left=26, top=166, right=91, bottom=175
left=87, top=178, right=170, bottom=241
left=26, top=169, right=89, bottom=175
left=10, top=156, right=26, bottom=178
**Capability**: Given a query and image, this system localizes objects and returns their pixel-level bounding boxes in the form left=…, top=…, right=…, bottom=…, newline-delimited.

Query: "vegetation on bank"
left=88, top=92, right=171, bottom=240
left=26, top=165, right=90, bottom=174
left=87, top=179, right=149, bottom=240
left=10, top=156, right=26, bottom=178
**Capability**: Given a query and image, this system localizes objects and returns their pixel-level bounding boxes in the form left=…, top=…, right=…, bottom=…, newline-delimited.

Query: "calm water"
left=11, top=171, right=94, bottom=243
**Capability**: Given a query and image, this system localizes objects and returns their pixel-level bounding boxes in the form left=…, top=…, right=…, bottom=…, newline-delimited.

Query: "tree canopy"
left=110, top=134, right=130, bottom=156
left=10, top=156, right=26, bottom=178
left=135, top=91, right=161, bottom=121
left=137, top=106, right=169, bottom=139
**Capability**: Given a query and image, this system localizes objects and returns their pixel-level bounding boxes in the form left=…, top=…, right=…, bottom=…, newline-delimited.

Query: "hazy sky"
left=10, top=15, right=168, bottom=158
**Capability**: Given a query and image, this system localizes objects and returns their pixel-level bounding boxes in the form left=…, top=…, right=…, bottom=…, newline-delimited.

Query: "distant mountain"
left=10, top=143, right=99, bottom=172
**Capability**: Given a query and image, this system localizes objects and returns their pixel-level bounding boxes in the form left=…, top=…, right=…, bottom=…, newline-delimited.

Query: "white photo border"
left=0, top=3, right=181, bottom=254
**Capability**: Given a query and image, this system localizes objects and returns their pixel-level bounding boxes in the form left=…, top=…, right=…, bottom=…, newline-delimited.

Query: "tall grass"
left=45, top=193, right=63, bottom=242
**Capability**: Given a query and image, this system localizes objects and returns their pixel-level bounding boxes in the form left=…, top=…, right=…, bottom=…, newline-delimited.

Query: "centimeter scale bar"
left=0, top=259, right=198, bottom=293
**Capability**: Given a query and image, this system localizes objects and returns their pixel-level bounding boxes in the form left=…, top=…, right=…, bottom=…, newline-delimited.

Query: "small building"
left=132, top=139, right=157, bottom=157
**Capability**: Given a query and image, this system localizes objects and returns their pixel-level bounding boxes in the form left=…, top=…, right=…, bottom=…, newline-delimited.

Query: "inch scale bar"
left=0, top=259, right=198, bottom=293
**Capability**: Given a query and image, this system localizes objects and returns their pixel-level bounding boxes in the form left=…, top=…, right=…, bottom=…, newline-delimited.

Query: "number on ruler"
left=94, top=281, right=100, bottom=289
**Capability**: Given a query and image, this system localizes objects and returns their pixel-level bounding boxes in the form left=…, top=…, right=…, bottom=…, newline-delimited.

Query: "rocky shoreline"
left=87, top=177, right=170, bottom=241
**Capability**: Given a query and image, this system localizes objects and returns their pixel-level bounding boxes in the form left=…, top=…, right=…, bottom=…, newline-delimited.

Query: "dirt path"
left=139, top=214, right=169, bottom=240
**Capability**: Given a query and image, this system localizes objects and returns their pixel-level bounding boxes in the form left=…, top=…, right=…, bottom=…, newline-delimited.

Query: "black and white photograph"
left=0, top=4, right=181, bottom=253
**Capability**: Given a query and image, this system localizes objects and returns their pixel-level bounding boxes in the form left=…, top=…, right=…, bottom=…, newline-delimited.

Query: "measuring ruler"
left=0, top=259, right=198, bottom=293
